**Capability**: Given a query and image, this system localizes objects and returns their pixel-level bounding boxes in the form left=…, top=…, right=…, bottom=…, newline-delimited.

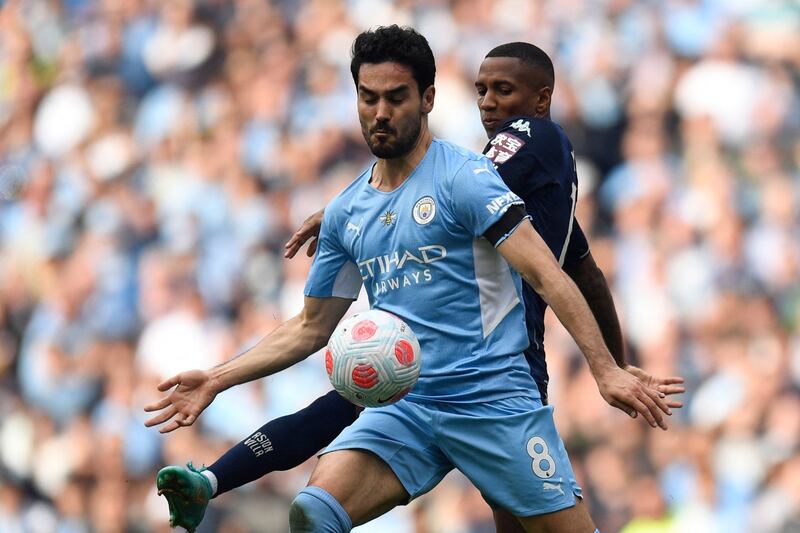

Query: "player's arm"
left=563, top=245, right=625, bottom=368
left=144, top=296, right=352, bottom=433
left=494, top=214, right=672, bottom=429
left=565, top=251, right=685, bottom=401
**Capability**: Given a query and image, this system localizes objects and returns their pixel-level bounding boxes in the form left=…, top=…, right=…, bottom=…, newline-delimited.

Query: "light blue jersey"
left=305, top=139, right=541, bottom=403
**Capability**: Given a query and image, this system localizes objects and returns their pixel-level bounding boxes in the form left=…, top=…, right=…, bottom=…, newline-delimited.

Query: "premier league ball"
left=325, top=309, right=421, bottom=408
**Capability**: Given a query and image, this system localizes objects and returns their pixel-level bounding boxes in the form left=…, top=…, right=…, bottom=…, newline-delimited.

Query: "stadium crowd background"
left=0, top=0, right=798, bottom=531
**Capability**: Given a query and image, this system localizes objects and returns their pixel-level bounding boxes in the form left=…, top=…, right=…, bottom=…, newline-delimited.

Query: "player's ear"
left=421, top=85, right=435, bottom=114
left=535, top=86, right=552, bottom=117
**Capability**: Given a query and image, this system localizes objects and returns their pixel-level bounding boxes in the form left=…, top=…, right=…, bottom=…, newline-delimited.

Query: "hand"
left=284, top=209, right=324, bottom=259
left=143, top=369, right=218, bottom=433
left=594, top=365, right=674, bottom=430
left=624, top=364, right=685, bottom=410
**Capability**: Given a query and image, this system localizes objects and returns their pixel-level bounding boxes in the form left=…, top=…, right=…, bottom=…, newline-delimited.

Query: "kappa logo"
left=413, top=196, right=436, bottom=225
left=510, top=119, right=532, bottom=137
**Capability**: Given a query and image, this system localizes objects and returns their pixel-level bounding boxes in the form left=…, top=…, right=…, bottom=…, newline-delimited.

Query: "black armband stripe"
left=483, top=203, right=528, bottom=246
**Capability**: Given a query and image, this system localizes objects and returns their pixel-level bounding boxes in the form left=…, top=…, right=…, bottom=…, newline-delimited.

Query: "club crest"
left=413, top=196, right=436, bottom=225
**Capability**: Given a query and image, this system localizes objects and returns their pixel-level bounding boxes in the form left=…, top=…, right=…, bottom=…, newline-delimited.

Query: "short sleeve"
left=449, top=158, right=526, bottom=238
left=304, top=210, right=361, bottom=299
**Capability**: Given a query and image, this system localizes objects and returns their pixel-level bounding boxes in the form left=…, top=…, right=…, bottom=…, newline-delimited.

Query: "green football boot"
left=156, top=462, right=213, bottom=532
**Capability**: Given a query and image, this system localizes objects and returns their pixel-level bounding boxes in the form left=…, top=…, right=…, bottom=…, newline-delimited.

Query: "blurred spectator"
left=1, top=1, right=799, bottom=532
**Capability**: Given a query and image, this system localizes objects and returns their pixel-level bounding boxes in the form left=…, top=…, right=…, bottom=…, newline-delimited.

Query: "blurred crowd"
left=0, top=0, right=798, bottom=532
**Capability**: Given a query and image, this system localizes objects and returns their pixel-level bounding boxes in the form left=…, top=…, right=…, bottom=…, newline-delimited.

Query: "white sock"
left=201, top=469, right=218, bottom=497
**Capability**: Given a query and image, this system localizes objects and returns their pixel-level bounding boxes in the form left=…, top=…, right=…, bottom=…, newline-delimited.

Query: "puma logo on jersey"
left=473, top=167, right=492, bottom=175
left=346, top=221, right=362, bottom=235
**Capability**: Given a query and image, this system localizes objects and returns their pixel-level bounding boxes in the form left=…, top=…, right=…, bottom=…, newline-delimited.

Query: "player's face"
left=356, top=62, right=434, bottom=159
left=475, top=57, right=551, bottom=137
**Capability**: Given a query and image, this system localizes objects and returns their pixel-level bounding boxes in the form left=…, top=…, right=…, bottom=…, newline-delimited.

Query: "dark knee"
left=289, top=495, right=313, bottom=530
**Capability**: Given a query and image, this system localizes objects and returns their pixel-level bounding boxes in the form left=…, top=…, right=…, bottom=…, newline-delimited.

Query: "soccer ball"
left=325, top=309, right=421, bottom=408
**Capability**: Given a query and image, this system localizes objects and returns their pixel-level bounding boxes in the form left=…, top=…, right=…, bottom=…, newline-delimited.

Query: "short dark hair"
left=485, top=42, right=555, bottom=88
left=350, top=25, right=435, bottom=96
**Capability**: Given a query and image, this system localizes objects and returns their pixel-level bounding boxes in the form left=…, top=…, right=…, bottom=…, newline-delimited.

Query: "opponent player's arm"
left=564, top=252, right=625, bottom=368
left=285, top=209, right=325, bottom=259
left=144, top=296, right=352, bottom=433
left=565, top=248, right=684, bottom=400
left=494, top=216, right=671, bottom=428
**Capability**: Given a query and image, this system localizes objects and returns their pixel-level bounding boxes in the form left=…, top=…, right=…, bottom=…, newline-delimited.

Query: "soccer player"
left=146, top=27, right=677, bottom=533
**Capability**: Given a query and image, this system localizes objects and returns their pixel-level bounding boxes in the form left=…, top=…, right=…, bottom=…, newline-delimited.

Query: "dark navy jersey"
left=483, top=116, right=590, bottom=402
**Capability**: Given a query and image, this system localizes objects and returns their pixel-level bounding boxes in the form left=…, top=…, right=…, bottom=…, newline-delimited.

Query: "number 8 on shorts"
left=527, top=436, right=556, bottom=479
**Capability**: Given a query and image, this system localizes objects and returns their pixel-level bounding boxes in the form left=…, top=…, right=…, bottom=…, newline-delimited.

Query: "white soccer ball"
left=326, top=309, right=421, bottom=408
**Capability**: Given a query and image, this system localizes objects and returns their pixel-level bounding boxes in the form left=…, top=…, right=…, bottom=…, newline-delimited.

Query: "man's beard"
left=364, top=117, right=422, bottom=159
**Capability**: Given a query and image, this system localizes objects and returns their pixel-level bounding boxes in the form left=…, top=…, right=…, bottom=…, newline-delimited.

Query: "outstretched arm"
left=144, top=296, right=353, bottom=433
left=497, top=221, right=673, bottom=429
left=565, top=252, right=684, bottom=403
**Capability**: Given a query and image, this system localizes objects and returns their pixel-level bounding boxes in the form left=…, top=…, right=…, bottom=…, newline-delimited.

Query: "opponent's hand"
left=284, top=209, right=324, bottom=259
left=624, top=364, right=685, bottom=409
left=143, top=369, right=218, bottom=433
left=594, top=365, right=674, bottom=430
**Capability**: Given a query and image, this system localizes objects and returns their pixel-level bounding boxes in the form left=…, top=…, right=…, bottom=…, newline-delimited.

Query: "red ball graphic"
left=395, top=340, right=415, bottom=365
left=325, top=349, right=333, bottom=375
left=352, top=320, right=378, bottom=341
left=351, top=364, right=379, bottom=389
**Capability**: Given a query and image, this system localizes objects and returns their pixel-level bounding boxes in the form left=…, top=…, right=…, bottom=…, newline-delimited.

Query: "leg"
left=494, top=500, right=595, bottom=533
left=157, top=391, right=359, bottom=531
left=516, top=498, right=595, bottom=533
left=494, top=507, right=526, bottom=533
left=439, top=399, right=593, bottom=533
left=290, top=449, right=409, bottom=532
left=209, top=391, right=359, bottom=495
left=290, top=400, right=453, bottom=532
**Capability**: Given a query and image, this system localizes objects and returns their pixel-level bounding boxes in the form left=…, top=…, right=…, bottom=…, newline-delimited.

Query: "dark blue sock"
left=208, top=391, right=359, bottom=496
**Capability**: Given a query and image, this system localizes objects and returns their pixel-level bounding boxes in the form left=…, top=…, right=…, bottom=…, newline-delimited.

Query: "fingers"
left=658, top=383, right=686, bottom=396
left=159, top=420, right=182, bottom=434
left=284, top=237, right=301, bottom=258
left=665, top=399, right=683, bottom=409
left=631, top=394, right=666, bottom=430
left=284, top=235, right=303, bottom=258
left=611, top=401, right=638, bottom=419
left=284, top=224, right=313, bottom=258
left=613, top=388, right=668, bottom=430
left=157, top=375, right=181, bottom=392
left=285, top=233, right=319, bottom=259
left=144, top=406, right=177, bottom=428
left=644, top=386, right=673, bottom=417
left=306, top=237, right=318, bottom=257
left=143, top=396, right=172, bottom=412
left=159, top=413, right=197, bottom=434
left=657, top=376, right=685, bottom=385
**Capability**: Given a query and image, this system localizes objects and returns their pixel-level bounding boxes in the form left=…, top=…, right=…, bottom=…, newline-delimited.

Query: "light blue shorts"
left=321, top=396, right=582, bottom=517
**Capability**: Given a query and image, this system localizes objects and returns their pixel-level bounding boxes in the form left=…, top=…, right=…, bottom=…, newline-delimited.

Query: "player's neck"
left=371, top=128, right=433, bottom=192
